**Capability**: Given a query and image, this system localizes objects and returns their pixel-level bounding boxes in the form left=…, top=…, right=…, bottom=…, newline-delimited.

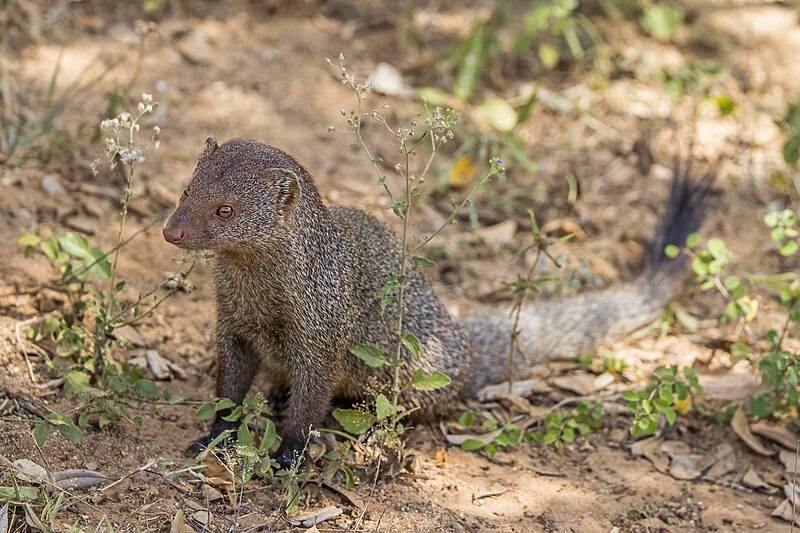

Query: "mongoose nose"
left=163, top=226, right=185, bottom=244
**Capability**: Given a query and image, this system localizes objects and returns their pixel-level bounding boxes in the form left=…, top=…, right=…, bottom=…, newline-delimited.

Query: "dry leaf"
left=697, top=373, right=759, bottom=401
left=170, top=510, right=193, bottom=533
left=731, top=407, right=776, bottom=456
left=472, top=484, right=508, bottom=500
left=201, top=484, right=224, bottom=502
left=146, top=349, right=171, bottom=380
left=321, top=481, right=364, bottom=509
left=473, top=219, right=517, bottom=246
left=370, top=63, right=413, bottom=97
left=541, top=218, right=586, bottom=240
left=779, top=449, right=799, bottom=472
left=191, top=510, right=211, bottom=527
left=771, top=498, right=800, bottom=526
left=0, top=502, right=8, bottom=533
left=477, top=378, right=551, bottom=401
left=288, top=506, right=343, bottom=527
left=12, top=459, right=47, bottom=484
left=750, top=422, right=799, bottom=451
left=444, top=428, right=503, bottom=446
left=551, top=372, right=615, bottom=395
left=742, top=469, right=770, bottom=490
left=668, top=454, right=707, bottom=480
left=706, top=442, right=737, bottom=478
left=448, top=156, right=477, bottom=189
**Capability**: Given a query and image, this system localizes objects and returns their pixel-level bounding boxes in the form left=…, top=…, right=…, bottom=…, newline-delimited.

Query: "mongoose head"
left=163, top=137, right=303, bottom=252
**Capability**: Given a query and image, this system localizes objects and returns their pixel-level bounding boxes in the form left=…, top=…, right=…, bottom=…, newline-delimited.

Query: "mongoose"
left=163, top=137, right=714, bottom=468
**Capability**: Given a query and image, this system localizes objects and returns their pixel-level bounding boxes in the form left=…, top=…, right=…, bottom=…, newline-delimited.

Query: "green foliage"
left=764, top=209, right=799, bottom=257
left=14, top=95, right=195, bottom=444
left=623, top=365, right=702, bottom=437
left=329, top=55, right=503, bottom=456
left=639, top=2, right=683, bottom=42
left=662, top=60, right=727, bottom=100
left=749, top=331, right=800, bottom=420
left=779, top=97, right=800, bottom=167
left=532, top=400, right=604, bottom=448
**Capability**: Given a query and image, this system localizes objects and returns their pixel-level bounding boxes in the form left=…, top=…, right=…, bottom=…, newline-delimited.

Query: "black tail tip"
left=646, top=158, right=719, bottom=268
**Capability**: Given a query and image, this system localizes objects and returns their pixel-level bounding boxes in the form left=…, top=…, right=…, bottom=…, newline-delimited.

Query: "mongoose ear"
left=270, top=169, right=302, bottom=215
left=199, top=136, right=219, bottom=159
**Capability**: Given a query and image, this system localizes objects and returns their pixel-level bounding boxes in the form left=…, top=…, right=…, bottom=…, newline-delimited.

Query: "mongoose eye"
left=183, top=189, right=190, bottom=197
left=216, top=205, right=234, bottom=218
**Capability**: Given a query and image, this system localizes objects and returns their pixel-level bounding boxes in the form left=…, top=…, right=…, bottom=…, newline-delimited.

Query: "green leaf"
left=260, top=419, right=277, bottom=452
left=401, top=331, right=422, bottom=360
left=664, top=408, right=677, bottom=425
left=17, top=231, right=40, bottom=248
left=0, top=486, right=39, bottom=501
left=215, top=398, right=236, bottom=411
left=458, top=411, right=474, bottom=427
left=411, top=369, right=452, bottom=391
left=561, top=427, right=575, bottom=443
left=621, top=390, right=640, bottom=402
left=375, top=394, right=394, bottom=421
left=196, top=401, right=216, bottom=420
left=63, top=371, right=90, bottom=398
left=57, top=232, right=91, bottom=258
left=33, top=421, right=51, bottom=446
left=349, top=344, right=388, bottom=368
left=764, top=212, right=779, bottom=228
left=472, top=97, right=519, bottom=133
left=237, top=422, right=253, bottom=446
left=412, top=256, right=437, bottom=268
left=707, top=238, right=728, bottom=259
left=685, top=233, right=701, bottom=248
left=162, top=389, right=186, bottom=404
left=88, top=249, right=112, bottom=279
left=454, top=22, right=486, bottom=100
left=47, top=413, right=84, bottom=443
left=714, top=94, right=736, bottom=115
left=134, top=379, right=159, bottom=399
left=538, top=43, right=559, bottom=70
left=640, top=3, right=682, bottom=42
left=332, top=408, right=376, bottom=435
left=779, top=240, right=798, bottom=257
left=40, top=239, right=59, bottom=261
left=664, top=244, right=680, bottom=258
left=460, top=438, right=486, bottom=451
left=691, top=256, right=708, bottom=276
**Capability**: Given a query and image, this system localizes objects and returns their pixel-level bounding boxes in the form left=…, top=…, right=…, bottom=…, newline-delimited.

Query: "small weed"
left=327, top=54, right=503, bottom=455
left=622, top=365, right=702, bottom=437
left=14, top=93, right=194, bottom=444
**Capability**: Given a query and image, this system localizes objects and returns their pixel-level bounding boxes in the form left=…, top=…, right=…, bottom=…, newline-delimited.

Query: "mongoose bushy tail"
left=163, top=138, right=714, bottom=467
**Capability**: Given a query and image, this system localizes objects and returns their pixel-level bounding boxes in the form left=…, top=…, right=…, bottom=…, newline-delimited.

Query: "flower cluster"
left=93, top=93, right=160, bottom=173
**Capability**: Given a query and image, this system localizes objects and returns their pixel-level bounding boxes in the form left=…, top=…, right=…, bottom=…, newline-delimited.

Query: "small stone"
left=41, top=174, right=65, bottom=196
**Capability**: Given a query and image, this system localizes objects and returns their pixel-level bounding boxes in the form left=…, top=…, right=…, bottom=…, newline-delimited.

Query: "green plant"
left=779, top=97, right=800, bottom=167
left=326, top=54, right=503, bottom=454
left=504, top=209, right=574, bottom=387
left=14, top=94, right=194, bottom=443
left=622, top=365, right=702, bottom=437
left=531, top=399, right=605, bottom=448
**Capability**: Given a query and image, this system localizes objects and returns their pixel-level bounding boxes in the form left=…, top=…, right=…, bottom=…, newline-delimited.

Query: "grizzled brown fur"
left=164, top=137, right=712, bottom=467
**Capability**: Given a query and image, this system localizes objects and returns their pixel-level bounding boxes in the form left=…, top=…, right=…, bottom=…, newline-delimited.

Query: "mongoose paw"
left=274, top=444, right=303, bottom=471
left=186, top=434, right=215, bottom=456
left=186, top=418, right=238, bottom=456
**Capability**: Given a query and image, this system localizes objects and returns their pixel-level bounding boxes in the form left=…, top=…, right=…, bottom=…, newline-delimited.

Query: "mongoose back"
left=163, top=137, right=713, bottom=467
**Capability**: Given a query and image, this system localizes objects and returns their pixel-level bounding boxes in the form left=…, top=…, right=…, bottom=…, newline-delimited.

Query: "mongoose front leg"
left=189, top=330, right=260, bottom=453
left=274, top=361, right=337, bottom=469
